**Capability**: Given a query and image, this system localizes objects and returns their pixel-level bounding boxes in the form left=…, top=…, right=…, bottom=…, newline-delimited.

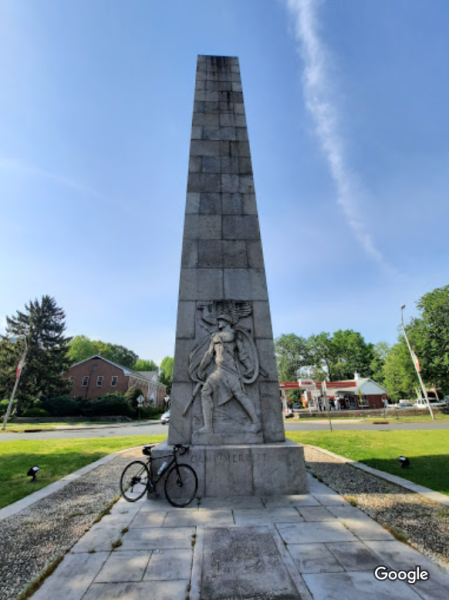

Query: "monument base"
left=151, top=439, right=308, bottom=498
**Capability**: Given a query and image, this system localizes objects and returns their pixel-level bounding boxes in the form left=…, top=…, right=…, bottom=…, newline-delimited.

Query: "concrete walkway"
left=31, top=474, right=449, bottom=600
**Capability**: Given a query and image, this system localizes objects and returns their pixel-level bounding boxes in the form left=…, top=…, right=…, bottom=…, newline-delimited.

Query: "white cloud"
left=284, top=0, right=389, bottom=266
left=0, top=156, right=131, bottom=213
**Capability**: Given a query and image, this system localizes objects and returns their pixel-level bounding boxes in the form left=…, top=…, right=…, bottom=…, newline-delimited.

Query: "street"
left=1, top=419, right=449, bottom=442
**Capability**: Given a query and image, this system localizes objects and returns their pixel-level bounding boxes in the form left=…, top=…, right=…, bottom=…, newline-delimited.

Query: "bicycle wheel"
left=120, top=460, right=150, bottom=502
left=164, top=464, right=198, bottom=507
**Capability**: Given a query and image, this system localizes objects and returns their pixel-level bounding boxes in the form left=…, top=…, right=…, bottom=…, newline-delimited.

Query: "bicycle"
left=120, top=443, right=198, bottom=507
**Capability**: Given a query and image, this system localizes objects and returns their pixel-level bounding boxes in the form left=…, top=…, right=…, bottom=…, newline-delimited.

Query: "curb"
left=3, top=421, right=161, bottom=434
left=0, top=445, right=143, bottom=522
left=305, top=444, right=449, bottom=508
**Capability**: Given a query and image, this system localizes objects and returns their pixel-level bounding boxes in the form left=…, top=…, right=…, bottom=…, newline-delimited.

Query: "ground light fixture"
left=398, top=456, right=410, bottom=468
left=27, top=466, right=40, bottom=481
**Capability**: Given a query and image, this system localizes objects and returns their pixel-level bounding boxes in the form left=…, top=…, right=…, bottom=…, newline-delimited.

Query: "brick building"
left=67, top=355, right=167, bottom=407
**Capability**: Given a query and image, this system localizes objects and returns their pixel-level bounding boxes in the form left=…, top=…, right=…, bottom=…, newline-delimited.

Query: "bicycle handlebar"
left=174, top=444, right=189, bottom=456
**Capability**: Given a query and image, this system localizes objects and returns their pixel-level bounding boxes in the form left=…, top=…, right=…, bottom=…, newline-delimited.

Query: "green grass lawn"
left=287, top=430, right=449, bottom=496
left=0, top=422, right=120, bottom=432
left=294, top=413, right=449, bottom=422
left=0, top=435, right=166, bottom=510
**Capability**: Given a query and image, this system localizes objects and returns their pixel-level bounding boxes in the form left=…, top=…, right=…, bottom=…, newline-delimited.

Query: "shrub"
left=83, top=393, right=134, bottom=418
left=139, top=406, right=165, bottom=420
left=22, top=408, right=50, bottom=418
left=40, top=396, right=84, bottom=417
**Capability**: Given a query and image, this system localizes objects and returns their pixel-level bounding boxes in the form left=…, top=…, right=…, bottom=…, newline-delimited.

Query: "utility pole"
left=2, top=336, right=28, bottom=431
left=400, top=305, right=434, bottom=420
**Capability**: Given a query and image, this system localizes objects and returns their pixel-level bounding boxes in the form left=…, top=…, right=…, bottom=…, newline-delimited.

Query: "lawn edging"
left=0, top=445, right=142, bottom=522
left=305, top=443, right=449, bottom=508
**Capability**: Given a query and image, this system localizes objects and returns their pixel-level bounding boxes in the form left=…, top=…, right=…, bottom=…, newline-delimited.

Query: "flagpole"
left=2, top=337, right=28, bottom=431
left=322, top=379, right=333, bottom=432
left=400, top=305, right=434, bottom=420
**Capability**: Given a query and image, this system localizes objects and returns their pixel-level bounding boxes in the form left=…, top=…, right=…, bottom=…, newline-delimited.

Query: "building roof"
left=70, top=355, right=161, bottom=384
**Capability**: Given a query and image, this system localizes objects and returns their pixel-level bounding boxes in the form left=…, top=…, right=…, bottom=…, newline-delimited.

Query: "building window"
left=111, top=376, right=118, bottom=387
left=97, top=376, right=104, bottom=387
left=93, top=365, right=98, bottom=371
left=69, top=376, right=75, bottom=387
left=82, top=376, right=89, bottom=387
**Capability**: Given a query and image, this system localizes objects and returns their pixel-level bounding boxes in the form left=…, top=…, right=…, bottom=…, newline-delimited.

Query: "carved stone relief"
left=183, top=301, right=265, bottom=438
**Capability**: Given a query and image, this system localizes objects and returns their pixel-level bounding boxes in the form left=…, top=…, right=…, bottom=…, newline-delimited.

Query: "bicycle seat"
left=142, top=444, right=156, bottom=456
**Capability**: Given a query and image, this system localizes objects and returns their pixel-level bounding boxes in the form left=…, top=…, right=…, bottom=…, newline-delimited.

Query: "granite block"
left=235, top=114, right=247, bottom=127
left=178, top=268, right=223, bottom=300
left=221, top=156, right=239, bottom=173
left=223, top=269, right=268, bottom=301
left=221, top=173, right=240, bottom=193
left=255, top=338, right=278, bottom=380
left=220, top=113, right=235, bottom=127
left=230, top=140, right=251, bottom=157
left=247, top=239, right=265, bottom=267
left=239, top=175, right=254, bottom=193
left=238, top=157, right=253, bottom=174
left=220, top=126, right=237, bottom=140
left=168, top=383, right=194, bottom=445
left=236, top=128, right=249, bottom=142
left=232, top=82, right=243, bottom=92
left=199, top=192, right=221, bottom=213
left=187, top=173, right=220, bottom=193
left=185, top=192, right=200, bottom=214
left=175, top=302, right=196, bottom=340
left=202, top=125, right=221, bottom=140
left=252, top=301, right=274, bottom=338
left=242, top=193, right=258, bottom=214
left=201, top=156, right=221, bottom=173
left=203, top=101, right=220, bottom=113
left=189, top=156, right=201, bottom=172
left=222, top=240, right=247, bottom=268
left=190, top=140, right=220, bottom=156
left=221, top=192, right=243, bottom=214
left=259, top=381, right=286, bottom=442
left=198, top=240, right=223, bottom=268
left=223, top=215, right=260, bottom=239
left=173, top=339, right=194, bottom=383
left=191, top=125, right=202, bottom=140
left=181, top=238, right=198, bottom=268
left=192, top=112, right=219, bottom=126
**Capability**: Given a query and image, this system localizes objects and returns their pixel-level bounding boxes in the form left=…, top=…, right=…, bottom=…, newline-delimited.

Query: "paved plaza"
left=30, top=473, right=449, bottom=600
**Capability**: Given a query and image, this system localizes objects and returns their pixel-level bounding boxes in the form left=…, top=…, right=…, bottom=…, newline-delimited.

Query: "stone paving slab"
left=143, top=548, right=193, bottom=581
left=31, top=553, right=109, bottom=600
left=94, top=550, right=150, bottom=583
left=27, top=475, right=449, bottom=600
left=163, top=508, right=233, bottom=527
left=119, top=527, right=195, bottom=551
left=277, top=521, right=359, bottom=545
left=303, top=571, right=422, bottom=600
left=233, top=507, right=304, bottom=525
left=82, top=581, right=190, bottom=600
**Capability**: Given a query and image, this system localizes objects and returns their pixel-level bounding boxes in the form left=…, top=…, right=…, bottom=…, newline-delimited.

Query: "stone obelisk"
left=159, top=55, right=307, bottom=497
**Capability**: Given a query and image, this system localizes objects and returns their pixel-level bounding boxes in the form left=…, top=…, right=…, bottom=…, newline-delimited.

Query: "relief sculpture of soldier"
left=183, top=302, right=264, bottom=434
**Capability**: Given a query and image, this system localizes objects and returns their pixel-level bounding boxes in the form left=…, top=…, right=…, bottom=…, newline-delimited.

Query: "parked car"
left=160, top=409, right=171, bottom=424
left=398, top=400, right=414, bottom=408
left=414, top=398, right=447, bottom=409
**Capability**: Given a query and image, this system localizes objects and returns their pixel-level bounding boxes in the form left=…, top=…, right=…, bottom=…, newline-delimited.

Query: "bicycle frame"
left=147, top=446, right=186, bottom=491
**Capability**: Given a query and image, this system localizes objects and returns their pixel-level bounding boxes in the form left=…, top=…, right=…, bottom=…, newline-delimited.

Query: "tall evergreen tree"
left=3, top=296, right=71, bottom=413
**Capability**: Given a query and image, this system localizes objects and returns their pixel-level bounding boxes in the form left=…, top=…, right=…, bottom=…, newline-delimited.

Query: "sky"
left=1, top=0, right=449, bottom=365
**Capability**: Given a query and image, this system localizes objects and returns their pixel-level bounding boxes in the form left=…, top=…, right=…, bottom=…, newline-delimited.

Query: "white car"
left=160, top=409, right=170, bottom=424
left=398, top=400, right=414, bottom=408
left=414, top=398, right=447, bottom=409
